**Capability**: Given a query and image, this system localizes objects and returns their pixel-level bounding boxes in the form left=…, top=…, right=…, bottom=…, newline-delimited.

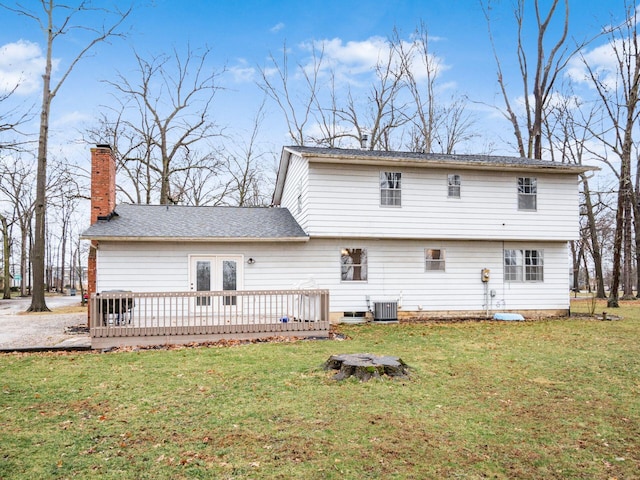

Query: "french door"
left=189, top=256, right=242, bottom=313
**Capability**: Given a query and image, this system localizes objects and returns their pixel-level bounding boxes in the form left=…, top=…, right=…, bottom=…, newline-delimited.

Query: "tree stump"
left=324, top=353, right=409, bottom=381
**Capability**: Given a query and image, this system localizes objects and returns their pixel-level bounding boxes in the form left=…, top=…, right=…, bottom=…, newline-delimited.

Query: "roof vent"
left=360, top=134, right=368, bottom=149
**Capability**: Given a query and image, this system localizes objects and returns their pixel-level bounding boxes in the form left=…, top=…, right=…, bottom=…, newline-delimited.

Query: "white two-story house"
left=83, top=145, right=590, bottom=322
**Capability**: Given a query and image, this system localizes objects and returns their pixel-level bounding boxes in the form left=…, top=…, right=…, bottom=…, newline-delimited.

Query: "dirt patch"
left=18, top=304, right=87, bottom=315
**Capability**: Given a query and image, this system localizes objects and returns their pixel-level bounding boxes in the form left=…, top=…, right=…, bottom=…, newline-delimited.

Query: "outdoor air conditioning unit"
left=373, top=301, right=398, bottom=321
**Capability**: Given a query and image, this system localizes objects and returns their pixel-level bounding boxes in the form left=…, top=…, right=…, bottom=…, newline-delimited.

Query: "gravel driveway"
left=0, top=295, right=90, bottom=349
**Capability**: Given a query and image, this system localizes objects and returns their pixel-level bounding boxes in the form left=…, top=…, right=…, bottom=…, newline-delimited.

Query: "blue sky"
left=0, top=0, right=632, bottom=166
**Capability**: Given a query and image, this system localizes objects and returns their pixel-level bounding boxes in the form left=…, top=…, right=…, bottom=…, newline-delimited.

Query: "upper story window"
left=380, top=172, right=401, bottom=206
left=504, top=249, right=544, bottom=282
left=518, top=177, right=537, bottom=211
left=341, top=248, right=368, bottom=281
left=448, top=174, right=461, bottom=198
left=425, top=249, right=446, bottom=271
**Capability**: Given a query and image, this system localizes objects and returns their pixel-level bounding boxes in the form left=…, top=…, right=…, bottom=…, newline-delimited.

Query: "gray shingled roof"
left=284, top=145, right=593, bottom=171
left=81, top=204, right=308, bottom=241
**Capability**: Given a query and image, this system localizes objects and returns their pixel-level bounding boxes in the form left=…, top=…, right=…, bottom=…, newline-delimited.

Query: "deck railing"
left=90, top=289, right=330, bottom=349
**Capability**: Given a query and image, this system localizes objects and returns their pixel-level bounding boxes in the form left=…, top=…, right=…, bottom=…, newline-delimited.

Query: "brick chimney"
left=90, top=144, right=117, bottom=224
left=87, top=144, right=116, bottom=327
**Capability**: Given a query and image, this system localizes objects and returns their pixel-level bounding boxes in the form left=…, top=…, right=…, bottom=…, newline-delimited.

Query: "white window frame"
left=504, top=249, right=543, bottom=282
left=447, top=174, right=461, bottom=198
left=341, top=248, right=368, bottom=282
left=380, top=172, right=402, bottom=207
left=518, top=177, right=537, bottom=211
left=425, top=249, right=446, bottom=271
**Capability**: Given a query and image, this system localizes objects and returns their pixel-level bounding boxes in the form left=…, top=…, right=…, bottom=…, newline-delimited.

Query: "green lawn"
left=1, top=299, right=639, bottom=479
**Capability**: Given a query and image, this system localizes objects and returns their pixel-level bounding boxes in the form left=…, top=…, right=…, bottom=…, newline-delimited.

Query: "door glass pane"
left=196, top=260, right=211, bottom=306
left=222, top=261, right=236, bottom=290
left=223, top=260, right=237, bottom=306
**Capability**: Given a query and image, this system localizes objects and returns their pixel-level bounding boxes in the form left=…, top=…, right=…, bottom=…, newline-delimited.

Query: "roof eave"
left=272, top=147, right=295, bottom=206
left=283, top=147, right=597, bottom=174
left=302, top=154, right=594, bottom=173
left=80, top=235, right=309, bottom=243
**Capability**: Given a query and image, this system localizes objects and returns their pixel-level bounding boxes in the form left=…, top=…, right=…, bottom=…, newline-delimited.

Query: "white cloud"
left=229, top=58, right=257, bottom=83
left=270, top=22, right=285, bottom=33
left=298, top=36, right=449, bottom=86
left=300, top=37, right=390, bottom=77
left=54, top=110, right=92, bottom=127
left=0, top=40, right=49, bottom=95
left=567, top=7, right=640, bottom=91
left=567, top=40, right=622, bottom=88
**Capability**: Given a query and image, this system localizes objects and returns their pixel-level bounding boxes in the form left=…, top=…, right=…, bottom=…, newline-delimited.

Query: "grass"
left=1, top=299, right=639, bottom=479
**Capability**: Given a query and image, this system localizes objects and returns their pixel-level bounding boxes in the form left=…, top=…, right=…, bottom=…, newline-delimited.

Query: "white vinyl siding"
left=305, top=163, right=579, bottom=241
left=279, top=153, right=309, bottom=231
left=96, top=239, right=569, bottom=314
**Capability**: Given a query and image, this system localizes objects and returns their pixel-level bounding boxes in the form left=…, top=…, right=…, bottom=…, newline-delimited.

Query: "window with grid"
left=524, top=250, right=544, bottom=281
left=518, top=177, right=537, bottom=210
left=341, top=248, right=368, bottom=281
left=504, top=249, right=543, bottom=282
left=447, top=174, right=461, bottom=198
left=425, top=249, right=446, bottom=271
left=380, top=172, right=401, bottom=206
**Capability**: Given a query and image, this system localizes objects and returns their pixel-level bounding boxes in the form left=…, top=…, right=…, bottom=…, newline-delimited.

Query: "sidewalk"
left=0, top=295, right=91, bottom=351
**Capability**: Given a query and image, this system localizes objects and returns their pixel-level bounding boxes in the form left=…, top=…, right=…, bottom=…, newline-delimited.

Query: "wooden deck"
left=89, top=289, right=330, bottom=349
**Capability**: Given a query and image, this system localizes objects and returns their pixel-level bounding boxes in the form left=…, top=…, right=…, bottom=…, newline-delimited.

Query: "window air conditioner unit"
left=373, top=301, right=398, bottom=321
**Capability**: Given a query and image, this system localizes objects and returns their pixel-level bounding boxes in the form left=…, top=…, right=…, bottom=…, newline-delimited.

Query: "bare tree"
left=102, top=45, right=223, bottom=205
left=336, top=44, right=409, bottom=151
left=546, top=90, right=607, bottom=297
left=86, top=109, right=157, bottom=204
left=484, top=0, right=575, bottom=159
left=0, top=84, right=32, bottom=151
left=0, top=1, right=131, bottom=311
left=580, top=4, right=640, bottom=306
left=168, top=161, right=229, bottom=206
left=259, top=41, right=325, bottom=146
left=0, top=157, right=35, bottom=297
left=223, top=102, right=274, bottom=206
left=0, top=211, right=11, bottom=299
left=47, top=160, right=82, bottom=293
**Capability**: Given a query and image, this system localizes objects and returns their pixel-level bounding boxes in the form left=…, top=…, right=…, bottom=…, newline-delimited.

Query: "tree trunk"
left=581, top=175, right=606, bottom=298
left=1, top=215, right=11, bottom=299
left=77, top=243, right=85, bottom=306
left=19, top=221, right=28, bottom=297
left=582, top=254, right=591, bottom=293
left=570, top=241, right=581, bottom=292
left=622, top=182, right=634, bottom=299
left=59, top=223, right=67, bottom=294
left=28, top=14, right=53, bottom=312
left=608, top=177, right=625, bottom=307
left=324, top=354, right=409, bottom=381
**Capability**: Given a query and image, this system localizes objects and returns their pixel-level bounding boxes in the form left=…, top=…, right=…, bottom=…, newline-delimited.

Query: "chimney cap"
left=95, top=144, right=111, bottom=149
